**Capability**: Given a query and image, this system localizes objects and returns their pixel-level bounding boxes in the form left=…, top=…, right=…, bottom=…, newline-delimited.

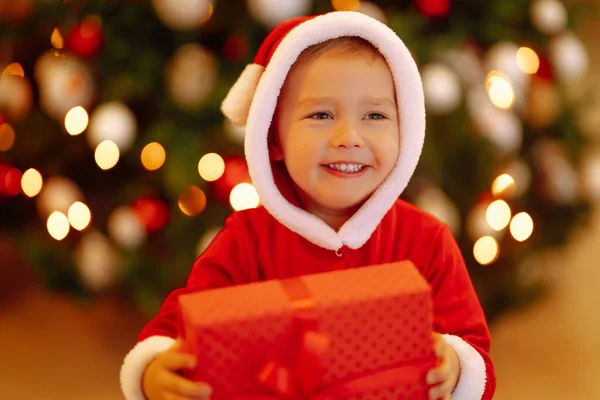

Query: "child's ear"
left=268, top=127, right=284, bottom=161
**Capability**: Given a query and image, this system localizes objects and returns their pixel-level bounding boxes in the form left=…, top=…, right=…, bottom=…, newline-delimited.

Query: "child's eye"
left=365, top=113, right=386, bottom=120
left=309, top=112, right=332, bottom=120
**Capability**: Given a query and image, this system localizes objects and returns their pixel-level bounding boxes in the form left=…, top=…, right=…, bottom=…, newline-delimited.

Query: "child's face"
left=272, top=51, right=400, bottom=214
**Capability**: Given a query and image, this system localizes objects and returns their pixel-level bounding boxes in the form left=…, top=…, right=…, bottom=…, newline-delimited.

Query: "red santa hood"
left=221, top=11, right=426, bottom=252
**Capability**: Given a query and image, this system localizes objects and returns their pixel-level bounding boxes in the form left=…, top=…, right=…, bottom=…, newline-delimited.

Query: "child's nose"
left=329, top=120, right=365, bottom=149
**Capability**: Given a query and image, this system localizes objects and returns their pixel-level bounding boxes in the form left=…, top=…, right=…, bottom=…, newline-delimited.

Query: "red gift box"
left=178, top=261, right=437, bottom=399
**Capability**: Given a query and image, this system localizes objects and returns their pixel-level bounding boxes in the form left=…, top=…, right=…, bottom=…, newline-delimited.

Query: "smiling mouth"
left=323, top=163, right=367, bottom=172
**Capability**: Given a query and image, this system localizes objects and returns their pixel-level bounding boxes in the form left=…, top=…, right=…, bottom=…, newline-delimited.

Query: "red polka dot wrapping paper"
left=178, top=261, right=436, bottom=399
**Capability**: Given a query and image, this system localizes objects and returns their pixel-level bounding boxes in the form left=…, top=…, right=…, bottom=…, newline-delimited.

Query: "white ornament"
left=36, top=55, right=95, bottom=121
left=550, top=32, right=588, bottom=82
left=415, top=187, right=461, bottom=235
left=75, top=230, right=121, bottom=291
left=441, top=48, right=485, bottom=88
left=247, top=0, right=311, bottom=28
left=107, top=206, right=147, bottom=250
left=152, top=0, right=213, bottom=30
left=195, top=226, right=223, bottom=257
left=580, top=151, right=600, bottom=202
left=357, top=2, right=387, bottom=24
left=421, top=64, right=462, bottom=115
left=36, top=176, right=84, bottom=218
left=533, top=140, right=579, bottom=205
left=530, top=0, right=567, bottom=35
left=468, top=88, right=523, bottom=154
left=224, top=119, right=246, bottom=144
left=167, top=44, right=217, bottom=109
left=87, top=102, right=137, bottom=153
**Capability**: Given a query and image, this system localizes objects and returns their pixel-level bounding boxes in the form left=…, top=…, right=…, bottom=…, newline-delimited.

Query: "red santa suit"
left=120, top=11, right=496, bottom=400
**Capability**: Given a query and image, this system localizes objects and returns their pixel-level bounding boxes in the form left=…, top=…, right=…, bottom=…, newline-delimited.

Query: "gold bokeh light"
left=47, top=211, right=70, bottom=241
left=486, top=200, right=512, bottom=231
left=21, top=168, right=43, bottom=197
left=95, top=140, right=120, bottom=170
left=64, top=106, right=89, bottom=136
left=229, top=183, right=260, bottom=211
left=486, top=71, right=515, bottom=109
left=516, top=47, right=540, bottom=74
left=198, top=153, right=225, bottom=182
left=510, top=212, right=534, bottom=242
left=178, top=186, right=207, bottom=216
left=141, top=142, right=166, bottom=171
left=0, top=123, right=15, bottom=151
left=473, top=236, right=499, bottom=265
left=68, top=201, right=92, bottom=231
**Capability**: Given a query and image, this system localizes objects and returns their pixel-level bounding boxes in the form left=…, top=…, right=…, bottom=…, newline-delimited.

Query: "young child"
left=121, top=11, right=495, bottom=400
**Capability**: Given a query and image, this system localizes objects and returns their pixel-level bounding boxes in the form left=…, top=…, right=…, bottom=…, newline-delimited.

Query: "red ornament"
left=0, top=164, right=21, bottom=198
left=65, top=16, right=103, bottom=59
left=223, top=36, right=250, bottom=61
left=209, top=155, right=251, bottom=204
left=131, top=196, right=170, bottom=233
left=415, top=0, right=450, bottom=18
left=535, top=53, right=554, bottom=82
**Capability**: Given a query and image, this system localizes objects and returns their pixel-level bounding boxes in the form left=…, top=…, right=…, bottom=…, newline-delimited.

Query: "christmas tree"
left=1, top=0, right=598, bottom=322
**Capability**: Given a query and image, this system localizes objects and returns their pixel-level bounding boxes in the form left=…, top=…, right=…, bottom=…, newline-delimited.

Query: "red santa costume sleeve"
left=119, top=212, right=250, bottom=400
left=427, top=225, right=496, bottom=400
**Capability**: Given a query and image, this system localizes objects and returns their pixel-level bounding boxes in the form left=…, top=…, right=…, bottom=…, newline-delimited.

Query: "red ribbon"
left=231, top=277, right=434, bottom=399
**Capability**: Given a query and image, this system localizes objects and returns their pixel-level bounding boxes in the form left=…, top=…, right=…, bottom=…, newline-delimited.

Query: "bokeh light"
left=486, top=71, right=515, bottom=109
left=64, top=106, right=89, bottom=136
left=491, top=174, right=517, bottom=198
left=473, top=236, right=499, bottom=265
left=332, top=0, right=361, bottom=11
left=141, top=142, right=166, bottom=171
left=510, top=212, right=534, bottom=242
left=0, top=123, right=15, bottom=151
left=95, top=140, right=120, bottom=170
left=229, top=183, right=260, bottom=211
left=68, top=201, right=92, bottom=231
left=178, top=186, right=207, bottom=216
left=4, top=168, right=22, bottom=195
left=486, top=200, right=512, bottom=231
left=516, top=47, right=540, bottom=74
left=198, top=153, right=225, bottom=182
left=47, top=211, right=70, bottom=241
left=51, top=28, right=64, bottom=49
left=2, top=63, right=25, bottom=78
left=21, top=168, right=43, bottom=197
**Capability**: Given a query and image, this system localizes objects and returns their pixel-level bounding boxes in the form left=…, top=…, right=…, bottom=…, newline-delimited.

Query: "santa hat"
left=221, top=11, right=426, bottom=252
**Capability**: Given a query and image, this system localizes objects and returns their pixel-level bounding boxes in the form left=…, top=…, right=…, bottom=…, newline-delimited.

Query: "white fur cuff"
left=120, top=336, right=176, bottom=400
left=442, top=334, right=487, bottom=400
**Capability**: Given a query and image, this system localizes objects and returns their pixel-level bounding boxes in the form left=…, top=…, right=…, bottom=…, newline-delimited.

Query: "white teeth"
left=327, top=163, right=365, bottom=172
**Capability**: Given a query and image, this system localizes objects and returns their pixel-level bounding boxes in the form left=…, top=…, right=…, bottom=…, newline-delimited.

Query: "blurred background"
left=1, top=0, right=599, bottom=398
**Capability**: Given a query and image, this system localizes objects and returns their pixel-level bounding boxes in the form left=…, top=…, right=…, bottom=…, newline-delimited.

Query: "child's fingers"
left=426, top=358, right=450, bottom=385
left=164, top=372, right=212, bottom=398
left=428, top=379, right=453, bottom=400
left=161, top=351, right=197, bottom=371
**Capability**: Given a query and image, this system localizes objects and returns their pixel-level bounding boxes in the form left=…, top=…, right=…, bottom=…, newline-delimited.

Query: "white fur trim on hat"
left=442, top=334, right=487, bottom=400
left=245, top=11, right=426, bottom=251
left=221, top=63, right=265, bottom=127
left=120, top=335, right=176, bottom=400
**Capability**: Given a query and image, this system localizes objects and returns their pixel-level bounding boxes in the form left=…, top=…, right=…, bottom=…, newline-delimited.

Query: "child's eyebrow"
left=360, top=96, right=396, bottom=107
left=296, top=97, right=338, bottom=108
left=296, top=96, right=395, bottom=108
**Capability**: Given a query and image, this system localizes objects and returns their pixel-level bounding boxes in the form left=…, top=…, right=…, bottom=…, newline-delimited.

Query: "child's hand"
left=142, top=339, right=212, bottom=400
left=426, top=333, right=460, bottom=400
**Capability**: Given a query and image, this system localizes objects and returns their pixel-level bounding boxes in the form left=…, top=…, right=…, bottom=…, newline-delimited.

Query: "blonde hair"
left=294, top=36, right=385, bottom=67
